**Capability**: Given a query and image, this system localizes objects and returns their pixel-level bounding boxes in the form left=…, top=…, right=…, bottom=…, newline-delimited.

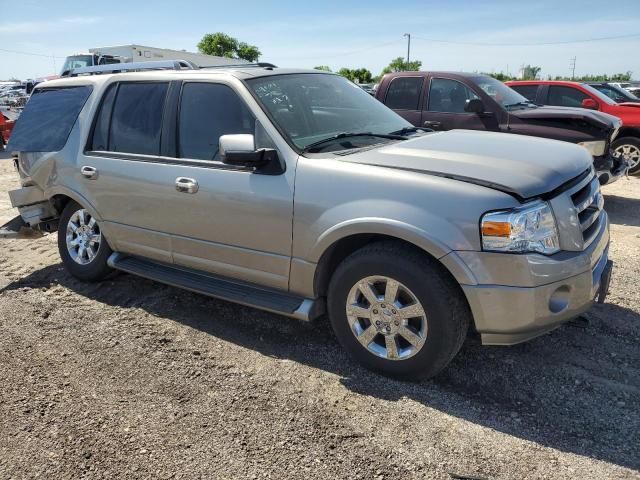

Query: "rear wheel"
left=57, top=201, right=113, bottom=282
left=612, top=136, right=640, bottom=175
left=327, top=241, right=470, bottom=380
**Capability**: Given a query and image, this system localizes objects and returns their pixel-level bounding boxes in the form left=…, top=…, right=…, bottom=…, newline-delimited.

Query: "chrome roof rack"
left=63, top=60, right=197, bottom=77
left=198, top=62, right=278, bottom=70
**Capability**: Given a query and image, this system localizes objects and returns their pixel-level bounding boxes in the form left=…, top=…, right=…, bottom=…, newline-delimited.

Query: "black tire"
left=57, top=201, right=113, bottom=282
left=327, top=241, right=470, bottom=380
left=612, top=136, right=640, bottom=175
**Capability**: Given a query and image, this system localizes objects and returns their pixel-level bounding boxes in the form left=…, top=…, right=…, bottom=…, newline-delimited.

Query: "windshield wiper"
left=302, top=132, right=405, bottom=152
left=389, top=126, right=428, bottom=136
left=504, top=101, right=537, bottom=109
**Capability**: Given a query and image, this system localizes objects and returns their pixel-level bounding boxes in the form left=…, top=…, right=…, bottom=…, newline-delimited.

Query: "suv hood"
left=342, top=130, right=591, bottom=200
left=511, top=105, right=620, bottom=129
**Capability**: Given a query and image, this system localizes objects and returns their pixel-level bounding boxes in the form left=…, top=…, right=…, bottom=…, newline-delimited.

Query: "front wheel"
left=612, top=136, right=640, bottom=175
left=327, top=241, right=470, bottom=380
left=57, top=201, right=113, bottom=282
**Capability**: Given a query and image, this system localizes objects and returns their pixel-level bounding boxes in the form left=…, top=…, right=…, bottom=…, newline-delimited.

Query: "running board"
left=107, top=253, right=319, bottom=321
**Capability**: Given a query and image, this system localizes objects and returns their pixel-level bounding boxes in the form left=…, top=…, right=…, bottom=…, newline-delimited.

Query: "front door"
left=421, top=77, right=490, bottom=131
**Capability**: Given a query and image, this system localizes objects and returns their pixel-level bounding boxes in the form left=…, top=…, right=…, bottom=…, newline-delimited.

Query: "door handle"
left=423, top=121, right=442, bottom=130
left=81, top=165, right=98, bottom=179
left=175, top=177, right=199, bottom=194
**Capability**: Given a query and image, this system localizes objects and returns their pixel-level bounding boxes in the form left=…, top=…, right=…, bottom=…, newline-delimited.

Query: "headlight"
left=481, top=200, right=560, bottom=255
left=578, top=140, right=606, bottom=157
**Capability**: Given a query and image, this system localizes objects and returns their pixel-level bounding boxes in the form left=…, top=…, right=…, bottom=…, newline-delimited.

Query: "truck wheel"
left=612, top=136, right=640, bottom=175
left=327, top=241, right=470, bottom=380
left=57, top=201, right=113, bottom=282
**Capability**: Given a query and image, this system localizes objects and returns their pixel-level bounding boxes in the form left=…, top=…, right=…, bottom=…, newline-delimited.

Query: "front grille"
left=571, top=177, right=604, bottom=249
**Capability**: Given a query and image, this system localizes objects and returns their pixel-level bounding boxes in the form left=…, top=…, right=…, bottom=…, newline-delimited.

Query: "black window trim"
left=384, top=76, right=424, bottom=111
left=84, top=79, right=267, bottom=173
left=425, top=76, right=480, bottom=115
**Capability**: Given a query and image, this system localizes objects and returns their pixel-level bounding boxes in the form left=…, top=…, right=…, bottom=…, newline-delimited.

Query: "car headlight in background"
left=578, top=140, right=606, bottom=157
left=481, top=200, right=560, bottom=255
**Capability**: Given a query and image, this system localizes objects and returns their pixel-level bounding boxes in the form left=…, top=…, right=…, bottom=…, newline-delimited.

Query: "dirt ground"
left=0, top=153, right=638, bottom=480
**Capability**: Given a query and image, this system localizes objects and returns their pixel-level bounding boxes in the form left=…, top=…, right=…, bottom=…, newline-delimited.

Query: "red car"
left=506, top=80, right=640, bottom=174
left=0, top=111, right=15, bottom=150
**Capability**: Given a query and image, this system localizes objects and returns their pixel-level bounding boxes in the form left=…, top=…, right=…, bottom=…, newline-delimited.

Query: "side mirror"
left=219, top=134, right=283, bottom=174
left=464, top=98, right=485, bottom=114
left=581, top=98, right=598, bottom=110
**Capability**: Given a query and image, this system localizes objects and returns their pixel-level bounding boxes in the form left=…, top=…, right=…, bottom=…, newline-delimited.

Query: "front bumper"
left=458, top=212, right=611, bottom=345
left=594, top=152, right=628, bottom=185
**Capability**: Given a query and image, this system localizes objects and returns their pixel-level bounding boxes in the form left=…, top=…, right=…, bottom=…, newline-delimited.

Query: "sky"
left=1, top=0, right=639, bottom=80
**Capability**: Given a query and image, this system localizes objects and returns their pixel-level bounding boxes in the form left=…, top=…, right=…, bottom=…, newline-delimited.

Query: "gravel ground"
left=0, top=153, right=639, bottom=479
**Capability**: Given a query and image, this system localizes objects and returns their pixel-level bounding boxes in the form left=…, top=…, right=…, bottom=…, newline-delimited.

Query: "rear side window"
left=511, top=85, right=538, bottom=102
left=178, top=83, right=255, bottom=161
left=7, top=86, right=92, bottom=152
left=108, top=82, right=169, bottom=155
left=385, top=77, right=423, bottom=110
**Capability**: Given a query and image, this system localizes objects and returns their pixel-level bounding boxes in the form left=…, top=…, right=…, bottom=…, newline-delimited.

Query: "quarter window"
left=178, top=83, right=255, bottom=161
left=428, top=78, right=479, bottom=113
left=108, top=82, right=169, bottom=155
left=547, top=86, right=589, bottom=108
left=385, top=77, right=423, bottom=110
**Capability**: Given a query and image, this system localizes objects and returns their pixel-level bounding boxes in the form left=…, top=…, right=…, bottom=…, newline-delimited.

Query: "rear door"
left=421, top=77, right=489, bottom=131
left=381, top=76, right=424, bottom=126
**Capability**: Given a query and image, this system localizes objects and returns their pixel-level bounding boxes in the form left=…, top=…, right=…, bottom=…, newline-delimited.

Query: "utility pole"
left=570, top=57, right=576, bottom=80
left=404, top=33, right=411, bottom=69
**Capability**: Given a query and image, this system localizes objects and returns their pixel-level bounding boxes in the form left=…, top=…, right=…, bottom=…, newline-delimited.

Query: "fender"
left=310, top=217, right=452, bottom=263
left=45, top=185, right=104, bottom=222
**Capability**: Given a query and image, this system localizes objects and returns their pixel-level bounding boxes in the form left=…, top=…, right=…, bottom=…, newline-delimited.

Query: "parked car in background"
left=586, top=82, right=640, bottom=104
left=507, top=80, right=640, bottom=175
left=376, top=72, right=626, bottom=184
left=3, top=64, right=613, bottom=379
left=0, top=111, right=15, bottom=150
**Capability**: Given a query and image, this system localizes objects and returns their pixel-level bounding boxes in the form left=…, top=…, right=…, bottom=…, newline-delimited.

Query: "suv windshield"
left=580, top=84, right=616, bottom=106
left=246, top=73, right=412, bottom=151
left=472, top=76, right=533, bottom=109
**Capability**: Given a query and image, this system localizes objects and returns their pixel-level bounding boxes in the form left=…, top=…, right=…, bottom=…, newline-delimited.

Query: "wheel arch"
left=615, top=126, right=640, bottom=140
left=47, top=186, right=103, bottom=221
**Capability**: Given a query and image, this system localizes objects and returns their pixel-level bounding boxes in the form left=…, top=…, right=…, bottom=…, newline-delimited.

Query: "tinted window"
left=89, top=84, right=117, bottom=151
left=385, top=77, right=423, bottom=110
left=547, top=86, right=589, bottom=108
left=510, top=85, right=538, bottom=102
left=7, top=86, right=92, bottom=152
left=109, top=82, right=168, bottom=155
left=428, top=78, right=479, bottom=113
left=178, top=83, right=255, bottom=161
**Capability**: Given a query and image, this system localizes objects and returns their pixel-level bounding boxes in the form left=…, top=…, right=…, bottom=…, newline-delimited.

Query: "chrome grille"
left=571, top=177, right=604, bottom=249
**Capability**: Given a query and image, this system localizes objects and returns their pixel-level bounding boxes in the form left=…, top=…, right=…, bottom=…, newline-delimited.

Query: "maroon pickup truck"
left=375, top=72, right=627, bottom=184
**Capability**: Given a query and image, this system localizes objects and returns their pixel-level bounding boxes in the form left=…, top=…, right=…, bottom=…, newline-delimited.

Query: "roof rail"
left=198, top=62, right=278, bottom=70
left=62, top=60, right=197, bottom=77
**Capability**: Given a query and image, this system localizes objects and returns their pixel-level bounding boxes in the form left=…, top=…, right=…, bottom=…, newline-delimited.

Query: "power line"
left=0, top=47, right=65, bottom=59
left=411, top=32, right=640, bottom=47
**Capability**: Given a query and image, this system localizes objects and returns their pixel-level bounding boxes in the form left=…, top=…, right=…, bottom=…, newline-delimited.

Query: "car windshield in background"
left=473, top=76, right=533, bottom=109
left=7, top=86, right=92, bottom=152
left=246, top=73, right=412, bottom=151
left=60, top=55, right=93, bottom=74
left=580, top=84, right=617, bottom=106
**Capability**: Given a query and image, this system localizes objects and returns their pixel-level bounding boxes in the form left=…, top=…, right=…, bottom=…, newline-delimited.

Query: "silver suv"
left=4, top=63, right=613, bottom=379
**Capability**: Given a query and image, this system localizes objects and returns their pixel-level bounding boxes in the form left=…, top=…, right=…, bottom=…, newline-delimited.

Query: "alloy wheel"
left=614, top=143, right=640, bottom=170
left=66, top=209, right=101, bottom=265
left=346, top=276, right=427, bottom=361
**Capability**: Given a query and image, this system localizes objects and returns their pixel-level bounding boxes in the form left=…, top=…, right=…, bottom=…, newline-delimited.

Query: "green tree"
left=485, top=71, right=516, bottom=81
left=338, top=67, right=373, bottom=83
left=198, top=32, right=261, bottom=62
left=521, top=65, right=541, bottom=80
left=380, top=57, right=422, bottom=76
left=314, top=65, right=332, bottom=72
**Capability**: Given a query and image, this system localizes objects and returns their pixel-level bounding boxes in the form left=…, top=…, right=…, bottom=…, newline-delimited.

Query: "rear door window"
left=7, top=86, right=92, bottom=152
left=108, top=82, right=169, bottom=155
left=385, top=77, right=423, bottom=110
